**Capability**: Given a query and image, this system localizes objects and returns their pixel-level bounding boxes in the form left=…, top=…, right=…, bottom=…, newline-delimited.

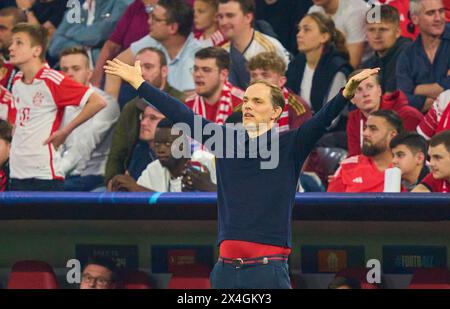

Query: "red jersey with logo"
left=10, top=66, right=93, bottom=180
left=421, top=173, right=450, bottom=193
left=417, top=90, right=450, bottom=140
left=0, top=85, right=15, bottom=124
left=328, top=155, right=392, bottom=193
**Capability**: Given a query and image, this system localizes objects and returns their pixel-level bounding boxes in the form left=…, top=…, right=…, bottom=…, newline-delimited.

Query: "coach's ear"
left=272, top=105, right=283, bottom=121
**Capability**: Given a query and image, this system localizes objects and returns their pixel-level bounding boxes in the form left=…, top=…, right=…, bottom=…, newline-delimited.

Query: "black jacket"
left=362, top=36, right=412, bottom=93
left=286, top=45, right=353, bottom=113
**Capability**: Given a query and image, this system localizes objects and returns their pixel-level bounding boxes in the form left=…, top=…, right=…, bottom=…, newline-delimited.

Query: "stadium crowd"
left=0, top=0, right=449, bottom=194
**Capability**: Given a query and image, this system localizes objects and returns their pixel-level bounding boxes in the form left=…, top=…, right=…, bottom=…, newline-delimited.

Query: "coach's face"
left=241, top=83, right=280, bottom=133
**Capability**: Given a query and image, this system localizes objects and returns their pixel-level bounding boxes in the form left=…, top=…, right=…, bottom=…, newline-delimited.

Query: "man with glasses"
left=80, top=257, right=117, bottom=289
left=104, top=0, right=202, bottom=98
left=185, top=47, right=243, bottom=126
left=105, top=47, right=184, bottom=189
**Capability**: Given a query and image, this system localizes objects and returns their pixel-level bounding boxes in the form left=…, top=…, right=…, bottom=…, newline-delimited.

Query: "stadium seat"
left=7, top=260, right=59, bottom=289
left=168, top=266, right=211, bottom=289
left=302, top=147, right=348, bottom=186
left=120, top=270, right=152, bottom=289
left=409, top=268, right=450, bottom=289
left=335, top=267, right=381, bottom=289
left=168, top=274, right=211, bottom=289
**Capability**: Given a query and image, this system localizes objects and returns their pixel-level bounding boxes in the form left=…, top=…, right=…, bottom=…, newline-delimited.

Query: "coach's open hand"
left=343, top=68, right=380, bottom=99
left=104, top=59, right=145, bottom=90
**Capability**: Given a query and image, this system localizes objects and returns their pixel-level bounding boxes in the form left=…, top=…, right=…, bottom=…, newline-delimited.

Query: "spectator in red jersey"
left=417, top=90, right=450, bottom=140
left=8, top=23, right=106, bottom=191
left=193, top=0, right=227, bottom=47
left=390, top=132, right=429, bottom=191
left=413, top=130, right=450, bottom=192
left=185, top=47, right=243, bottom=125
left=347, top=70, right=423, bottom=157
left=0, top=119, right=11, bottom=191
left=0, top=83, right=15, bottom=124
left=91, top=0, right=158, bottom=88
left=328, top=110, right=403, bottom=193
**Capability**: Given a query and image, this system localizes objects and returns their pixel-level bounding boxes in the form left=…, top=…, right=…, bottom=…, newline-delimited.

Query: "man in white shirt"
left=308, top=0, right=371, bottom=68
left=110, top=118, right=216, bottom=192
left=9, top=23, right=106, bottom=191
left=59, top=46, right=120, bottom=191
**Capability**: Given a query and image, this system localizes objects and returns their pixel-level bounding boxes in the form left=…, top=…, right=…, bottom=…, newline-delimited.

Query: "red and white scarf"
left=192, top=81, right=234, bottom=125
left=278, top=87, right=291, bottom=132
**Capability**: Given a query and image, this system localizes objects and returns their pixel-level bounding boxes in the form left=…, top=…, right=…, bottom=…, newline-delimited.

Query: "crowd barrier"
left=0, top=192, right=449, bottom=221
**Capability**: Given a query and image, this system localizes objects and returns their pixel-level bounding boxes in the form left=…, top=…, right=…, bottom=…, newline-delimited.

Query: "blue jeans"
left=10, top=178, right=64, bottom=191
left=210, top=258, right=292, bottom=289
left=64, top=175, right=104, bottom=192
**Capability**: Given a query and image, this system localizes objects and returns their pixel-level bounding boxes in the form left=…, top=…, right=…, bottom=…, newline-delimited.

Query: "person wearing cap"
left=104, top=47, right=185, bottom=189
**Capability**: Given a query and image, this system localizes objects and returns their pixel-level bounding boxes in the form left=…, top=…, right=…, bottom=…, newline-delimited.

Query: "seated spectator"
left=0, top=119, right=12, bottom=191
left=185, top=47, right=243, bottom=124
left=376, top=0, right=420, bottom=40
left=246, top=51, right=312, bottom=132
left=390, top=132, right=429, bottom=191
left=104, top=46, right=185, bottom=187
left=194, top=0, right=227, bottom=47
left=80, top=256, right=117, bottom=289
left=91, top=0, right=158, bottom=88
left=111, top=118, right=216, bottom=192
left=328, top=276, right=361, bottom=289
left=8, top=23, right=106, bottom=191
left=217, top=0, right=290, bottom=89
left=328, top=110, right=403, bottom=192
left=0, top=83, right=15, bottom=124
left=48, top=0, right=132, bottom=66
left=16, top=0, right=69, bottom=39
left=59, top=47, right=120, bottom=191
left=105, top=0, right=201, bottom=98
left=0, top=7, right=26, bottom=62
left=308, top=0, right=370, bottom=69
left=413, top=130, right=450, bottom=192
left=361, top=5, right=412, bottom=93
left=286, top=12, right=352, bottom=114
left=417, top=90, right=450, bottom=140
left=255, top=0, right=313, bottom=55
left=396, top=0, right=449, bottom=112
left=347, top=70, right=423, bottom=157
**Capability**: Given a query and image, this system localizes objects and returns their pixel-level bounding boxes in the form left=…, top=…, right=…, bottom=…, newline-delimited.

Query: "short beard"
left=362, top=142, right=386, bottom=157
